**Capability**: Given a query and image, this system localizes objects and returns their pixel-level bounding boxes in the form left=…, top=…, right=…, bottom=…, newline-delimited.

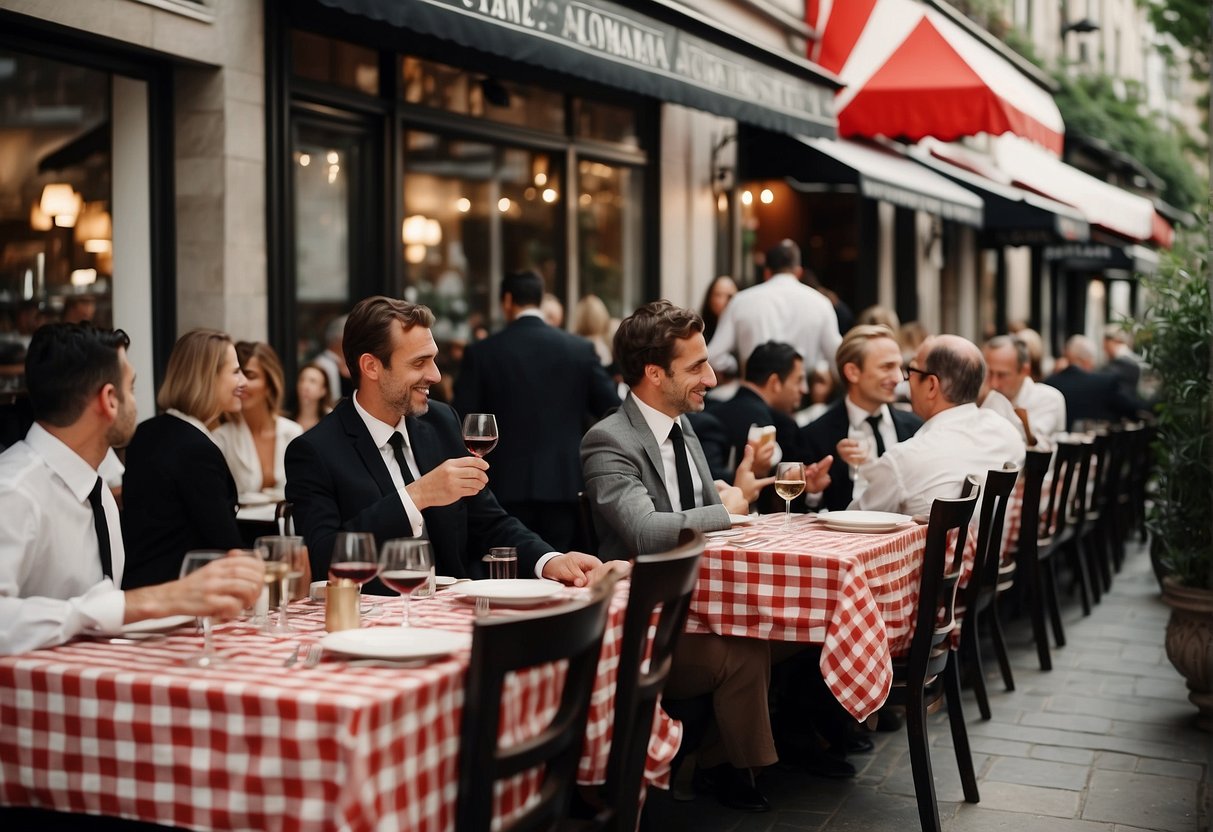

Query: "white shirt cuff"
left=397, top=486, right=425, bottom=536
left=535, top=552, right=561, bottom=578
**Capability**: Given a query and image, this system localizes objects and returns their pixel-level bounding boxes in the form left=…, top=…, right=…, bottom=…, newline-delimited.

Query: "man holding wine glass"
left=285, top=295, right=612, bottom=588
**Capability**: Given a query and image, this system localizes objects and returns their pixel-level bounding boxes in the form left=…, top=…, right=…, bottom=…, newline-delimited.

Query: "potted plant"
left=1131, top=219, right=1212, bottom=731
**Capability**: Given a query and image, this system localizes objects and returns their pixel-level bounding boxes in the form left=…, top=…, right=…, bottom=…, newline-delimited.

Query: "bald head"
left=920, top=335, right=986, bottom=405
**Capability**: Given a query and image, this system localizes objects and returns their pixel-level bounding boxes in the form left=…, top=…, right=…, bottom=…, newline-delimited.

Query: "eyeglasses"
left=903, top=365, right=937, bottom=381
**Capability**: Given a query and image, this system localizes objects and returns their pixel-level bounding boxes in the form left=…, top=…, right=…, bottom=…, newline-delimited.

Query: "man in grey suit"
left=581, top=301, right=830, bottom=813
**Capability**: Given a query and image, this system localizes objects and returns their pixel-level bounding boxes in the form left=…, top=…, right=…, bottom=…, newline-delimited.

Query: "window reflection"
left=402, top=57, right=564, bottom=134
left=578, top=160, right=641, bottom=318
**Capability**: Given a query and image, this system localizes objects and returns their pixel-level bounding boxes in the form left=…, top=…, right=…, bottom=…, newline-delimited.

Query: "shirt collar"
left=1013, top=376, right=1035, bottom=405
left=24, top=422, right=101, bottom=503
left=352, top=391, right=408, bottom=450
left=515, top=308, right=545, bottom=321
left=919, top=402, right=979, bottom=434
left=844, top=395, right=889, bottom=429
left=167, top=409, right=220, bottom=447
left=631, top=393, right=679, bottom=445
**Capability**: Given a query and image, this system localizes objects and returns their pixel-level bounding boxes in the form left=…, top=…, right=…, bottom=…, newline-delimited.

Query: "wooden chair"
left=592, top=530, right=705, bottom=832
left=1060, top=436, right=1098, bottom=614
left=274, top=500, right=294, bottom=536
left=455, top=574, right=619, bottom=832
left=887, top=486, right=980, bottom=832
left=1012, top=448, right=1057, bottom=671
left=959, top=464, right=1020, bottom=721
left=577, top=491, right=600, bottom=556
left=1079, top=431, right=1117, bottom=596
left=1038, top=439, right=1090, bottom=622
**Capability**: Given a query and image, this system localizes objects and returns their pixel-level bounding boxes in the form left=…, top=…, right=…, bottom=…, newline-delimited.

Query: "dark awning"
left=315, top=0, right=838, bottom=138
left=1044, top=242, right=1158, bottom=274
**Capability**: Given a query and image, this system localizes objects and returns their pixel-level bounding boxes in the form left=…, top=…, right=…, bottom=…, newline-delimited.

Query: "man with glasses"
left=850, top=334, right=1024, bottom=517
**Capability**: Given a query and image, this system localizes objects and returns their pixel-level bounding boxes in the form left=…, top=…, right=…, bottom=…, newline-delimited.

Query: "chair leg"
left=1068, top=541, right=1093, bottom=616
left=904, top=693, right=943, bottom=832
left=1083, top=537, right=1103, bottom=604
left=1042, top=555, right=1066, bottom=648
left=988, top=600, right=1015, bottom=692
left=963, top=620, right=992, bottom=721
left=1095, top=526, right=1114, bottom=591
left=944, top=653, right=980, bottom=804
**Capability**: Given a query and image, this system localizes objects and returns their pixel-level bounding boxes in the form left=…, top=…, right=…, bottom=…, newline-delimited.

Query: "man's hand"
left=125, top=550, right=265, bottom=623
left=407, top=457, right=489, bottom=510
left=542, top=551, right=608, bottom=587
left=749, top=436, right=776, bottom=473
left=732, top=444, right=777, bottom=503
left=835, top=438, right=868, bottom=467
left=806, top=455, right=834, bottom=493
left=715, top=482, right=749, bottom=515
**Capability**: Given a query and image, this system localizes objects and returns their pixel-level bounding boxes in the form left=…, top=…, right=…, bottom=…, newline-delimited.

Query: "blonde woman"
left=122, top=329, right=247, bottom=588
left=572, top=294, right=613, bottom=367
left=213, top=342, right=302, bottom=498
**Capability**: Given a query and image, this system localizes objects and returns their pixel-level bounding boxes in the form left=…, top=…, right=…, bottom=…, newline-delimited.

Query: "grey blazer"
left=580, top=394, right=731, bottom=560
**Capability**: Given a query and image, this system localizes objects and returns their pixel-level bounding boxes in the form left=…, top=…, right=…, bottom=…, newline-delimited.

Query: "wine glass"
left=462, top=413, right=499, bottom=458
left=379, top=539, right=434, bottom=627
left=330, top=532, right=381, bottom=616
left=775, top=462, right=806, bottom=528
left=256, top=536, right=307, bottom=636
left=179, top=550, right=228, bottom=667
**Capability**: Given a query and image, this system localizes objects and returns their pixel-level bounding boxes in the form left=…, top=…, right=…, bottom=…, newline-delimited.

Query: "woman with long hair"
left=121, top=329, right=247, bottom=588
left=213, top=341, right=302, bottom=497
left=292, top=361, right=333, bottom=432
left=699, top=275, right=738, bottom=343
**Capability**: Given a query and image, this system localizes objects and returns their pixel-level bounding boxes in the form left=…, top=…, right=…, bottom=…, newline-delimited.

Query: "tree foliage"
left=1144, top=0, right=1210, bottom=78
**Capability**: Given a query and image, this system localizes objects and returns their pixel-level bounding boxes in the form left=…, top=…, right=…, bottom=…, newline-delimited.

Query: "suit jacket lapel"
left=406, top=415, right=442, bottom=476
left=622, top=396, right=667, bottom=490
left=338, top=401, right=397, bottom=497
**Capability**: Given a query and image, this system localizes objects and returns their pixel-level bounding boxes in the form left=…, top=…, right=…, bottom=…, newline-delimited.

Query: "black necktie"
left=88, top=477, right=113, bottom=580
left=387, top=431, right=416, bottom=485
left=669, top=423, right=696, bottom=511
left=865, top=413, right=887, bottom=458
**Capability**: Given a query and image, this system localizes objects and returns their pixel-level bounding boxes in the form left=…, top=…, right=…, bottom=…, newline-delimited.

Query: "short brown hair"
left=835, top=324, right=898, bottom=382
left=157, top=329, right=234, bottom=424
left=613, top=300, right=704, bottom=387
left=343, top=296, right=435, bottom=387
left=235, top=341, right=287, bottom=415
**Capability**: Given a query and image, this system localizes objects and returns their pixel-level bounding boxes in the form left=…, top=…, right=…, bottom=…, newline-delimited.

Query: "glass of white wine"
left=256, top=535, right=308, bottom=636
left=775, top=462, right=806, bottom=528
left=179, top=550, right=228, bottom=667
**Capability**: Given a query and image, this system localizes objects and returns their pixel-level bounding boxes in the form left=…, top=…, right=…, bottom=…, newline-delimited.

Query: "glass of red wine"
left=329, top=532, right=380, bottom=615
left=462, top=413, right=499, bottom=458
left=378, top=539, right=434, bottom=627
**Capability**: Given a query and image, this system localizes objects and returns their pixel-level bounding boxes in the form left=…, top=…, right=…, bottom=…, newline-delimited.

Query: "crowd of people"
left=0, top=237, right=1154, bottom=812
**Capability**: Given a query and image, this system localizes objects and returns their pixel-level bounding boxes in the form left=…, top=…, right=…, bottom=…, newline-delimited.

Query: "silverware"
left=475, top=596, right=491, bottom=618
left=343, top=658, right=430, bottom=669
left=282, top=644, right=301, bottom=667
left=303, top=644, right=324, bottom=667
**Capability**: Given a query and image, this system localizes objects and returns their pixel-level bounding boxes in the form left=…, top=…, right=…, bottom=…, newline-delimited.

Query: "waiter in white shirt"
left=982, top=334, right=1067, bottom=444
left=0, top=323, right=263, bottom=655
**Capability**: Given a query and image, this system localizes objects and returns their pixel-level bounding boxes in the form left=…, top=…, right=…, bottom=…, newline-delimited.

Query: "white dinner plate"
left=322, top=627, right=471, bottom=661
left=707, top=528, right=747, bottom=539
left=434, top=576, right=462, bottom=588
left=91, top=614, right=195, bottom=636
left=452, top=579, right=565, bottom=607
left=820, top=510, right=912, bottom=533
left=729, top=513, right=758, bottom=526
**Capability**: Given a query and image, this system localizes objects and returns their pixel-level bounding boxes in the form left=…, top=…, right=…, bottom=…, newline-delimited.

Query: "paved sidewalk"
left=647, top=541, right=1211, bottom=831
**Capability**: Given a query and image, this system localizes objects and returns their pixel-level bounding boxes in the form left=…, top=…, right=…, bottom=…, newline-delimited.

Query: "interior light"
left=456, top=197, right=471, bottom=213
left=498, top=198, right=511, bottom=213
left=541, top=188, right=558, bottom=203
left=70, top=268, right=97, bottom=286
left=760, top=188, right=774, bottom=204
left=326, top=150, right=339, bottom=164
left=740, top=190, right=753, bottom=206
left=299, top=154, right=311, bottom=167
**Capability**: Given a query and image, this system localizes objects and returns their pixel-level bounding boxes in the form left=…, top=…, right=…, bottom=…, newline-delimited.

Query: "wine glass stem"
left=279, top=577, right=290, bottom=628
left=201, top=616, right=214, bottom=656
left=402, top=592, right=411, bottom=627
left=785, top=499, right=792, bottom=527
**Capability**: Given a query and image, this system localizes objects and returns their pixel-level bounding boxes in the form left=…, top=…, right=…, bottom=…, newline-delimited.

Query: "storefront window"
left=577, top=160, right=642, bottom=317
left=573, top=98, right=640, bottom=148
left=0, top=49, right=112, bottom=390
left=292, top=31, right=379, bottom=96
left=402, top=57, right=565, bottom=134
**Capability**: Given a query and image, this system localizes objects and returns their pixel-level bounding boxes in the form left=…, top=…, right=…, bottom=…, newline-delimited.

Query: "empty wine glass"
left=379, top=539, right=434, bottom=627
left=775, top=462, right=806, bottom=528
left=330, top=532, right=381, bottom=617
left=256, top=536, right=307, bottom=636
left=179, top=550, right=227, bottom=667
left=461, top=413, right=499, bottom=458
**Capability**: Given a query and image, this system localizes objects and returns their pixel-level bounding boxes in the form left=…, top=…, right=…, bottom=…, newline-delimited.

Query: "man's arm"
left=850, top=453, right=905, bottom=513
left=582, top=425, right=730, bottom=557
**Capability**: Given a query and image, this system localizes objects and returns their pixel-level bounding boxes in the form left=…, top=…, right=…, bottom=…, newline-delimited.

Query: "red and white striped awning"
left=808, top=0, right=1065, bottom=156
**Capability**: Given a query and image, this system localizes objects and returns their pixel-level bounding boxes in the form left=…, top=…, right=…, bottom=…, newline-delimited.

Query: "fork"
left=282, top=644, right=301, bottom=667
left=302, top=644, right=324, bottom=668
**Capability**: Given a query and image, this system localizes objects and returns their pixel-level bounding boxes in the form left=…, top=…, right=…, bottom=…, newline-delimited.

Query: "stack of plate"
left=819, top=510, right=912, bottom=533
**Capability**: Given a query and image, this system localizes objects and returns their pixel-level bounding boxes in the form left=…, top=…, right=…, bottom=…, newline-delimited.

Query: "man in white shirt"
left=853, top=334, right=1025, bottom=517
left=0, top=324, right=264, bottom=655
left=982, top=335, right=1067, bottom=444
left=707, top=239, right=842, bottom=379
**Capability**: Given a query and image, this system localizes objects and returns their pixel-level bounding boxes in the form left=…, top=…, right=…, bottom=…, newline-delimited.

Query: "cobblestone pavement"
left=646, top=541, right=1211, bottom=831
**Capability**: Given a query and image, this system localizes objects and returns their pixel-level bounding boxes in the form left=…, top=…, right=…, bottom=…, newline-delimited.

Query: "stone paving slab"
left=1081, top=769, right=1200, bottom=829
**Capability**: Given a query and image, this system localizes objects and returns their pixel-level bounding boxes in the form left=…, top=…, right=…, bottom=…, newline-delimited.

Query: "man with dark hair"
left=0, top=323, right=264, bottom=654
left=801, top=325, right=923, bottom=511
left=453, top=270, right=618, bottom=551
left=707, top=239, right=841, bottom=379
left=854, top=334, right=1024, bottom=516
left=699, top=341, right=805, bottom=489
left=286, top=295, right=609, bottom=585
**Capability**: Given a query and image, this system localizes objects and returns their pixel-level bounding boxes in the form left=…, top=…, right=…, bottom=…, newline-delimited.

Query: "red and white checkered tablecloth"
left=0, top=581, right=680, bottom=832
left=686, top=514, right=972, bottom=723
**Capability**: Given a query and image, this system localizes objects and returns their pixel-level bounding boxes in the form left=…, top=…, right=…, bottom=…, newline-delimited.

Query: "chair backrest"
left=456, top=573, right=620, bottom=832
left=601, top=530, right=705, bottom=832
left=275, top=500, right=294, bottom=536
left=1016, top=449, right=1053, bottom=559
left=578, top=490, right=600, bottom=556
left=963, top=464, right=1020, bottom=615
left=1083, top=431, right=1113, bottom=517
left=907, top=490, right=978, bottom=689
left=1041, top=439, right=1085, bottom=540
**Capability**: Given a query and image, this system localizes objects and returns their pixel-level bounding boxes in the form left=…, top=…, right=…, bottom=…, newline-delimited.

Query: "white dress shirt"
left=852, top=403, right=1026, bottom=517
left=844, top=397, right=899, bottom=502
left=1012, top=377, right=1067, bottom=443
left=0, top=424, right=126, bottom=654
left=213, top=415, right=304, bottom=496
left=707, top=273, right=842, bottom=376
left=631, top=395, right=706, bottom=509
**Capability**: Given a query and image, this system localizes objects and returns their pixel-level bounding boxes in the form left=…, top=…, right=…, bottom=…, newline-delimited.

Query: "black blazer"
left=452, top=316, right=619, bottom=505
left=285, top=398, right=554, bottom=583
left=799, top=399, right=923, bottom=511
left=121, top=413, right=243, bottom=589
left=701, top=387, right=802, bottom=480
left=1043, top=366, right=1143, bottom=430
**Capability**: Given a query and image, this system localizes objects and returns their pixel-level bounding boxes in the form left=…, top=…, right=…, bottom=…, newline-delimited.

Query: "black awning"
left=315, top=0, right=837, bottom=138
left=1044, top=242, right=1158, bottom=274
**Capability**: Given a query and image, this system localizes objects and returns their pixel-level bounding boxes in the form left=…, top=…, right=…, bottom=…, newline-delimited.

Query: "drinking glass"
left=775, top=462, right=806, bottom=527
left=233, top=548, right=267, bottom=626
left=330, top=532, right=381, bottom=616
left=179, top=550, right=228, bottom=667
left=379, top=539, right=434, bottom=627
left=462, top=413, right=499, bottom=458
left=483, top=547, right=518, bottom=580
left=256, top=536, right=307, bottom=636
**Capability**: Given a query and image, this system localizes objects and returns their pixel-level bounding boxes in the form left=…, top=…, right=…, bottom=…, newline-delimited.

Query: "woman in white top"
left=213, top=341, right=302, bottom=498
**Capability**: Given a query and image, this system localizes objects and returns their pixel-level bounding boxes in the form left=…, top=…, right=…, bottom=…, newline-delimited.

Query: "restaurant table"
left=685, top=513, right=975, bottom=723
left=0, top=582, right=680, bottom=832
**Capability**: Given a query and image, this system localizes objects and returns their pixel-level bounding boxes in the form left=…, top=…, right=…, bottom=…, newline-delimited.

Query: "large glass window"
left=0, top=49, right=112, bottom=391
left=577, top=159, right=643, bottom=317
left=402, top=57, right=565, bottom=134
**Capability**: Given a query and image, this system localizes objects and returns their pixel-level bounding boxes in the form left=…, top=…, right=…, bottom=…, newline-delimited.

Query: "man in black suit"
left=453, top=270, right=619, bottom=552
left=1102, top=328, right=1144, bottom=401
left=285, top=295, right=608, bottom=586
left=1045, top=334, right=1143, bottom=430
left=800, top=325, right=923, bottom=511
